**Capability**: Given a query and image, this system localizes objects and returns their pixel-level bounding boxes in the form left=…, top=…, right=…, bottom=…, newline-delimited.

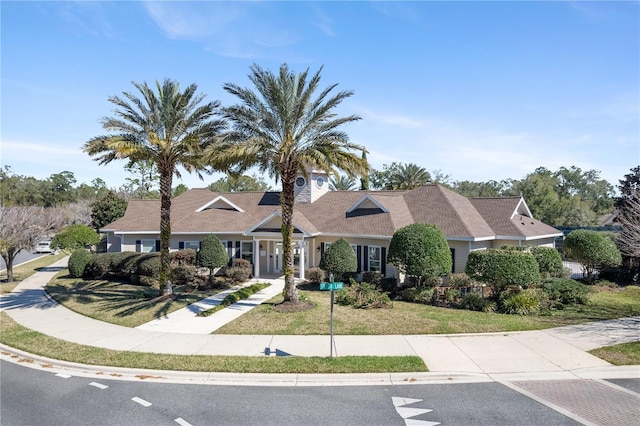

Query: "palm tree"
left=210, top=63, right=368, bottom=304
left=390, top=163, right=431, bottom=190
left=329, top=174, right=357, bottom=191
left=83, top=79, right=226, bottom=293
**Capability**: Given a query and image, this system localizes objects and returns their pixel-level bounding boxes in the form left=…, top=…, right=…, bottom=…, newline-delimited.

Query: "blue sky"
left=2, top=1, right=638, bottom=191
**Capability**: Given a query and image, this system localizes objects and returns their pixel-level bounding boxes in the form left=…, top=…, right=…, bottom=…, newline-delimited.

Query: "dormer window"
left=316, top=176, right=325, bottom=188
left=295, top=176, right=306, bottom=188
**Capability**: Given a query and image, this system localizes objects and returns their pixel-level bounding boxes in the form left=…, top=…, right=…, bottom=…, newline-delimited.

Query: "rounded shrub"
left=319, top=238, right=357, bottom=278
left=197, top=235, right=228, bottom=275
left=563, top=229, right=622, bottom=283
left=171, top=265, right=197, bottom=287
left=305, top=267, right=325, bottom=284
left=68, top=249, right=92, bottom=278
left=530, top=246, right=563, bottom=278
left=400, top=287, right=435, bottom=304
left=388, top=223, right=452, bottom=282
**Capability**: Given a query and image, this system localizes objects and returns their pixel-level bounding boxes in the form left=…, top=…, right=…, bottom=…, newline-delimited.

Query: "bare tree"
left=616, top=192, right=640, bottom=258
left=0, top=206, right=65, bottom=281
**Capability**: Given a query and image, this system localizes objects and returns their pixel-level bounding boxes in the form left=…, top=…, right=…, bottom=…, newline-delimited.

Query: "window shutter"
left=179, top=242, right=184, bottom=250
left=450, top=248, right=456, bottom=273
left=381, top=247, right=387, bottom=276
left=320, top=242, right=325, bottom=255
left=356, top=245, right=362, bottom=273
left=155, top=240, right=161, bottom=252
left=363, top=246, right=369, bottom=271
left=136, top=240, right=141, bottom=253
left=235, top=241, right=241, bottom=258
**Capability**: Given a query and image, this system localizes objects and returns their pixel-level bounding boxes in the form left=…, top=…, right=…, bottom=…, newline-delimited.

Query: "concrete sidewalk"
left=1, top=257, right=638, bottom=381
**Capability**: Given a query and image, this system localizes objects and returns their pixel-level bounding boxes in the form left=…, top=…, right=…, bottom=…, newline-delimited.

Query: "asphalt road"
left=1, top=360, right=589, bottom=426
left=0, top=251, right=48, bottom=272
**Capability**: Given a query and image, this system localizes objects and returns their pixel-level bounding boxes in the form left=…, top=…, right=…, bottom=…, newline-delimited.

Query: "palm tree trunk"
left=159, top=166, right=173, bottom=296
left=281, top=172, right=299, bottom=303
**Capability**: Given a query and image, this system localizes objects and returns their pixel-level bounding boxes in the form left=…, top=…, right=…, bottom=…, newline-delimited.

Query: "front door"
left=273, top=242, right=306, bottom=273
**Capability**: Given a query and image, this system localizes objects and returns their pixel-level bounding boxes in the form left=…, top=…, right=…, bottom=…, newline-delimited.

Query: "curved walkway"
left=1, top=257, right=639, bottom=382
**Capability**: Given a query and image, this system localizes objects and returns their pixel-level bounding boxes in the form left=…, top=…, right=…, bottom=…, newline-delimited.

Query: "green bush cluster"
left=564, top=229, right=622, bottom=283
left=171, top=265, right=197, bottom=287
left=68, top=249, right=92, bottom=278
left=335, top=280, right=392, bottom=309
left=224, top=258, right=252, bottom=284
left=458, top=293, right=496, bottom=313
left=465, top=249, right=540, bottom=297
left=400, top=287, right=435, bottom=304
left=541, top=278, right=589, bottom=305
left=83, top=252, right=161, bottom=286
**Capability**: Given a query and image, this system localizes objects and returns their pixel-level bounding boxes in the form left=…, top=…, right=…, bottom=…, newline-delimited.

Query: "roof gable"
left=195, top=196, right=244, bottom=213
left=347, top=194, right=389, bottom=213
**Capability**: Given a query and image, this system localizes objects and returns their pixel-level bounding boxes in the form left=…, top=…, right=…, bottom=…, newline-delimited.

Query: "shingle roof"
left=103, top=185, right=560, bottom=241
left=470, top=197, right=562, bottom=239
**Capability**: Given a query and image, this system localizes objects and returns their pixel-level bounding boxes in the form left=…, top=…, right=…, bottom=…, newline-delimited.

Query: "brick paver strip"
left=511, top=379, right=640, bottom=426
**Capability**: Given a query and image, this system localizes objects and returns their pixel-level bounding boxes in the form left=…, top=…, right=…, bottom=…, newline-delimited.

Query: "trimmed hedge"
left=319, top=238, right=357, bottom=278
left=530, top=246, right=564, bottom=278
left=388, top=223, right=452, bottom=281
left=68, top=249, right=92, bottom=278
left=541, top=278, right=589, bottom=305
left=465, top=249, right=540, bottom=297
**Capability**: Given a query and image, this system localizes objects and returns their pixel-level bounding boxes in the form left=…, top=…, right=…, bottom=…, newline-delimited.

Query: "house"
left=101, top=169, right=562, bottom=280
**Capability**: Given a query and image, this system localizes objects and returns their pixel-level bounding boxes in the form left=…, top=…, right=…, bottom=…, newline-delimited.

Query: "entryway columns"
left=253, top=239, right=260, bottom=278
left=298, top=240, right=305, bottom=281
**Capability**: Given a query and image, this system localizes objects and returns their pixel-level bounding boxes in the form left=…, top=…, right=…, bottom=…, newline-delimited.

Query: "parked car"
left=35, top=240, right=55, bottom=253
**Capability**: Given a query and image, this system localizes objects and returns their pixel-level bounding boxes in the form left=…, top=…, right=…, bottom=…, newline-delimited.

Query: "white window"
left=369, top=246, right=381, bottom=272
left=184, top=241, right=199, bottom=250
left=141, top=239, right=156, bottom=253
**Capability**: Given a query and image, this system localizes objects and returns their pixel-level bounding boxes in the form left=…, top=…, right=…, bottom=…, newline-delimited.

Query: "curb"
left=2, top=343, right=638, bottom=387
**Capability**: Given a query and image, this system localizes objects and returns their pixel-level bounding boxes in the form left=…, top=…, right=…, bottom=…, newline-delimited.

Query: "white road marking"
left=55, top=373, right=72, bottom=378
left=132, top=397, right=152, bottom=407
left=175, top=418, right=193, bottom=426
left=89, top=382, right=108, bottom=389
left=392, top=396, right=440, bottom=426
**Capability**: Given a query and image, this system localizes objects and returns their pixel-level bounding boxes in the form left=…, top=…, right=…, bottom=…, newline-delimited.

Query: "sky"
left=1, top=1, right=639, bottom=192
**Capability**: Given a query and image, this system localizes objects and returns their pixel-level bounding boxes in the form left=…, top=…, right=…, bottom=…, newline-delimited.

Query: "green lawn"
left=46, top=275, right=227, bottom=327
left=215, top=286, right=640, bottom=335
left=0, top=312, right=426, bottom=373
left=589, top=341, right=640, bottom=366
left=0, top=252, right=68, bottom=294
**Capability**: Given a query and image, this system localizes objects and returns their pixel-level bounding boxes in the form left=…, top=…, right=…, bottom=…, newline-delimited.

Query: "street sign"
left=319, top=282, right=344, bottom=290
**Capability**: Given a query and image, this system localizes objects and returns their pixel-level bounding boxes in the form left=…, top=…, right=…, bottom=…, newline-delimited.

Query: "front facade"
left=102, top=170, right=562, bottom=280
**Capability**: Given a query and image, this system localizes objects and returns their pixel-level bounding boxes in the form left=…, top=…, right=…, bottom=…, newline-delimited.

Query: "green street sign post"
left=319, top=274, right=343, bottom=357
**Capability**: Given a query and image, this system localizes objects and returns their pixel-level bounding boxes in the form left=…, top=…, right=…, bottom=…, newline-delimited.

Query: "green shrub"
left=400, top=287, right=435, bottom=304
left=380, top=277, right=399, bottom=293
left=197, top=235, right=228, bottom=276
left=458, top=293, right=494, bottom=312
left=134, top=254, right=161, bottom=278
left=564, top=229, right=622, bottom=283
left=84, top=253, right=113, bottom=278
left=500, top=289, right=540, bottom=315
left=320, top=238, right=358, bottom=277
left=336, top=281, right=392, bottom=309
left=599, top=267, right=638, bottom=285
left=542, top=278, right=589, bottom=305
left=51, top=224, right=101, bottom=251
left=68, top=249, right=92, bottom=278
left=306, top=267, right=325, bottom=283
left=388, top=223, right=452, bottom=283
left=465, top=249, right=540, bottom=298
left=530, top=246, right=564, bottom=278
left=443, top=287, right=458, bottom=303
left=171, top=265, right=197, bottom=287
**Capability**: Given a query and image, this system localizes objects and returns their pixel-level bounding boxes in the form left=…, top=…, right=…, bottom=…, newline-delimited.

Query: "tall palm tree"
left=390, top=163, right=431, bottom=190
left=329, top=174, right=357, bottom=191
left=83, top=79, right=226, bottom=293
left=210, top=63, right=368, bottom=304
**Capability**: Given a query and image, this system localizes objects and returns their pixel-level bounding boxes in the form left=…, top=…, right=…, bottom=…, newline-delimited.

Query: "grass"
left=0, top=252, right=68, bottom=294
left=589, top=341, right=640, bottom=366
left=215, top=286, right=640, bottom=335
left=46, top=275, right=227, bottom=327
left=0, top=312, right=427, bottom=373
left=198, top=282, right=271, bottom=317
